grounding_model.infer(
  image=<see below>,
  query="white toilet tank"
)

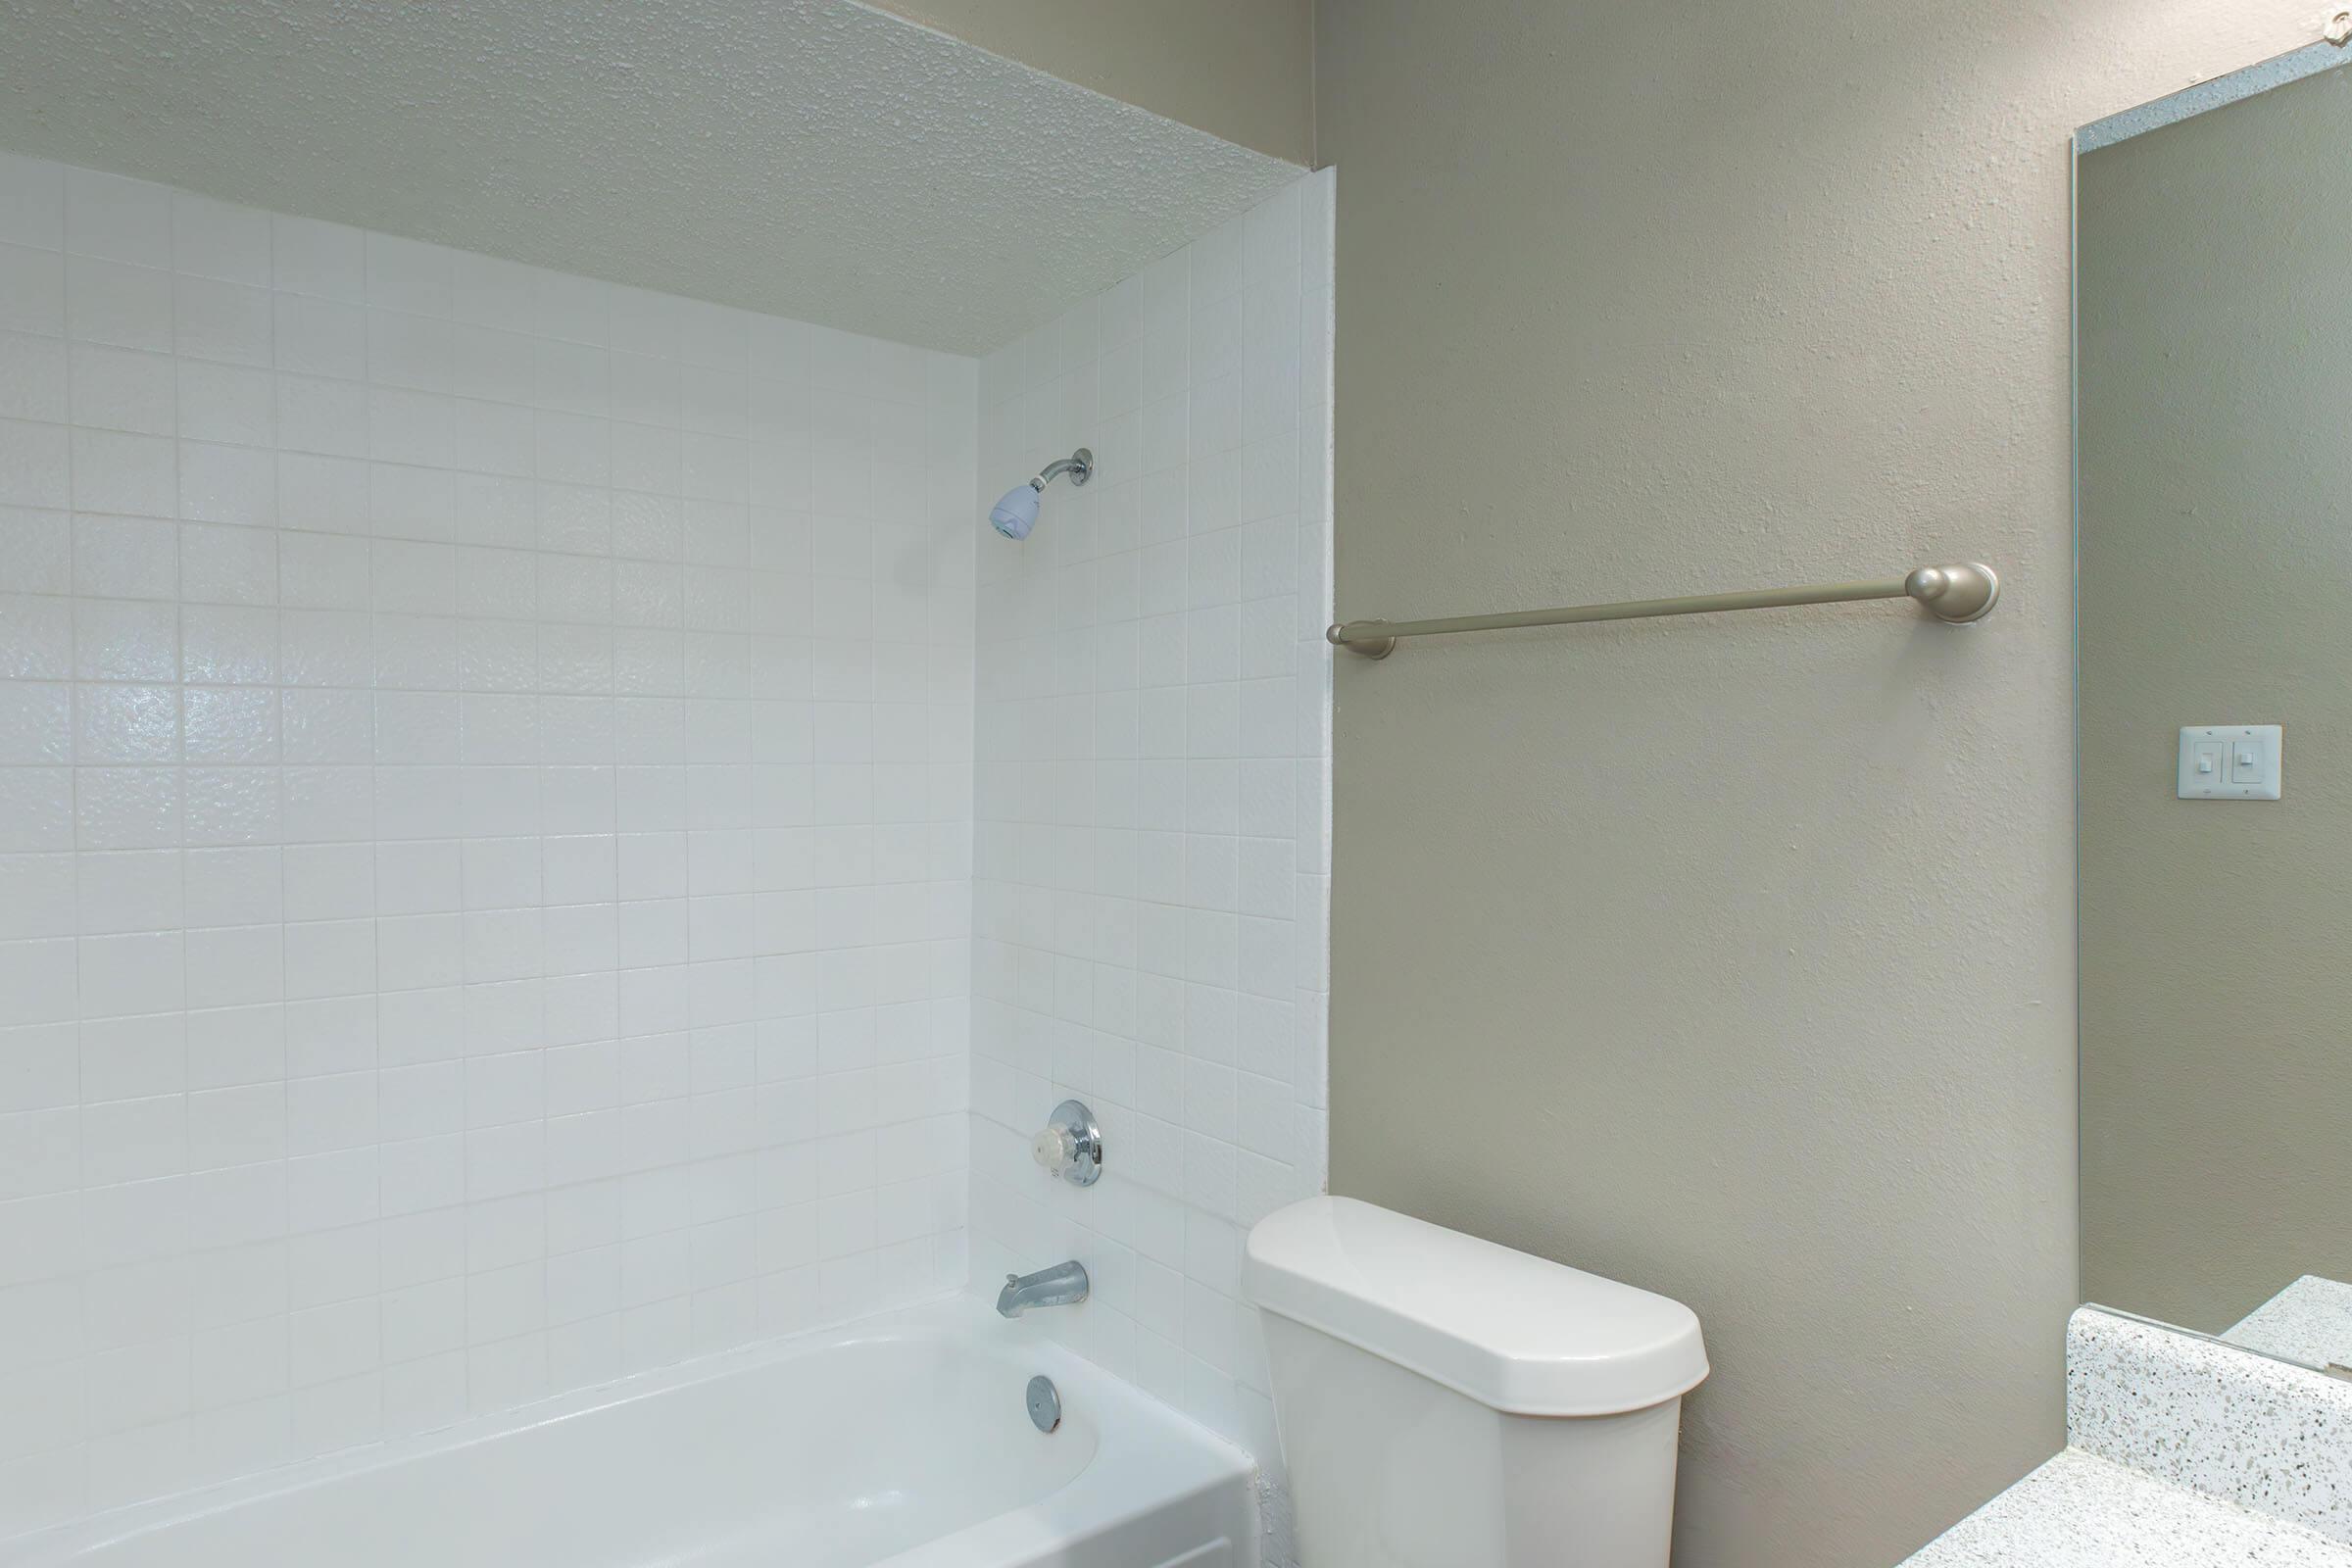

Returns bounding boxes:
[1244,1197,1708,1568]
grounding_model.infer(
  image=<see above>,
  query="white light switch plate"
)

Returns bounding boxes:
[2178,724,2281,800]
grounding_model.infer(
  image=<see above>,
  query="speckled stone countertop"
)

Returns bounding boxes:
[1898,1305,2352,1564]
[2227,1275,2352,1370]
[2068,1305,2352,1538]
[1902,1450,2352,1566]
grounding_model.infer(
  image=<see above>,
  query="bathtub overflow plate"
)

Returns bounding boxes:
[1026,1374,1062,1434]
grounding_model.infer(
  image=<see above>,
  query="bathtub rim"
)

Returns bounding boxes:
[0,1293,1259,1568]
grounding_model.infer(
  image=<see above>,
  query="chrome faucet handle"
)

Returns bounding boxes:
[1029,1100,1102,1187]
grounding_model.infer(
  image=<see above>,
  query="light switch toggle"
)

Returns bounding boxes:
[2179,725,2282,801]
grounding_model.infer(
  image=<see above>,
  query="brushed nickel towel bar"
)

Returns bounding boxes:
[1326,563,2000,659]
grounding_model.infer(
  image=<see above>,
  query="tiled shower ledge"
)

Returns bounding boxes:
[1900,1306,2352,1565]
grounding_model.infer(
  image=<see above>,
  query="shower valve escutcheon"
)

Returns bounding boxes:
[1031,1100,1102,1187]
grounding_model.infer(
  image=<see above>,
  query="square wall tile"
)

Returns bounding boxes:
[0,150,980,1539]
[964,171,1331,1451]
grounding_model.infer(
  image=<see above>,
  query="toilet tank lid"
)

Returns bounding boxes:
[1244,1197,1708,1417]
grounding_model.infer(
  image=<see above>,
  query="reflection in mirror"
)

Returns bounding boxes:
[2077,43,2352,1373]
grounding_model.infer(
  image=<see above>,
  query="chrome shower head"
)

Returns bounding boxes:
[990,447,1093,540]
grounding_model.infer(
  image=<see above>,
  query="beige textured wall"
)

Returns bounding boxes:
[865,0,1313,164]
[1313,3,2309,1563]
[2078,64,2352,1339]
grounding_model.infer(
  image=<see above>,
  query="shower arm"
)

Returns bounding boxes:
[1032,448,1094,489]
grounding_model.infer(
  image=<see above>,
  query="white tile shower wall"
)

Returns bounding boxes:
[0,154,978,1535]
[967,170,1333,1456]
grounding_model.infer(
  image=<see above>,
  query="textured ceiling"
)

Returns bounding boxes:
[0,0,1300,354]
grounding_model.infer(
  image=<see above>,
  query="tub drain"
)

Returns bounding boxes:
[1025,1374,1061,1433]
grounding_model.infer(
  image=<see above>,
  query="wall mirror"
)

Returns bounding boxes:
[2077,38,2352,1370]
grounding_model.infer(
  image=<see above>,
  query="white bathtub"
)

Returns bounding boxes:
[0,1300,1256,1568]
